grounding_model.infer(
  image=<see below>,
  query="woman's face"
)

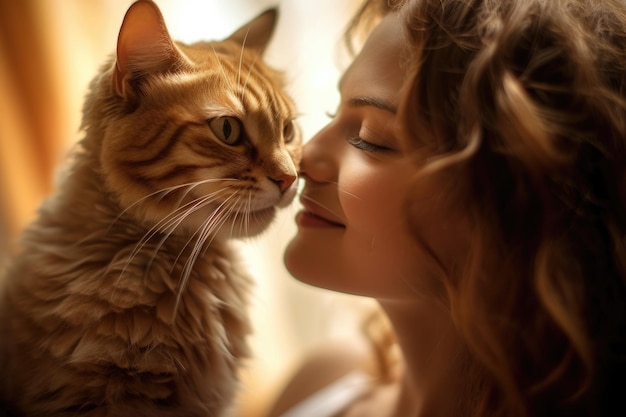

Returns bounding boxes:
[285,14,461,299]
[285,15,463,300]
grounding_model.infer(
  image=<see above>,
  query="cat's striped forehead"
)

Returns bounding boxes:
[172,40,295,140]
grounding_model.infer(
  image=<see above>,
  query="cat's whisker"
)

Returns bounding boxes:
[168,190,232,260]
[237,27,251,92]
[110,188,232,302]
[225,192,246,239]
[220,195,244,241]
[166,188,234,275]
[300,194,346,220]
[107,183,193,233]
[301,179,363,201]
[168,179,242,217]
[325,181,363,200]
[240,54,259,102]
[203,196,238,250]
[134,193,207,254]
[239,193,252,237]
[337,187,362,200]
[236,192,249,238]
[109,180,235,275]
[106,178,239,233]
[141,210,200,282]
[245,191,255,237]
[154,183,234,236]
[173,193,240,316]
[228,194,244,238]
[211,45,237,95]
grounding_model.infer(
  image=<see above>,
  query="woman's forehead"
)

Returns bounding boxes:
[339,13,407,105]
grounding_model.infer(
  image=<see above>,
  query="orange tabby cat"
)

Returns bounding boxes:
[0,1,300,416]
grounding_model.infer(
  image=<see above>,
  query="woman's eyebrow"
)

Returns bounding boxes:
[347,96,397,114]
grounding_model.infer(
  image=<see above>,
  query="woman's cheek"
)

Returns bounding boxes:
[340,162,408,236]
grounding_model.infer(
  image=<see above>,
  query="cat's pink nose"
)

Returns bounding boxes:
[271,174,297,193]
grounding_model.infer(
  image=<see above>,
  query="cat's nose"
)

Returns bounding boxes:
[270,174,297,193]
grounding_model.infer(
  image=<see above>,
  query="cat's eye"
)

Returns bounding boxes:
[207,116,242,145]
[283,121,295,143]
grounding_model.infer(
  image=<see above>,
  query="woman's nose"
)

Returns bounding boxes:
[299,124,338,183]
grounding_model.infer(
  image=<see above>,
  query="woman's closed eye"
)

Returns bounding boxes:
[324,107,394,153]
[346,136,390,152]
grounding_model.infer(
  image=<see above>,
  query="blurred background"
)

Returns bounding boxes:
[0,0,376,416]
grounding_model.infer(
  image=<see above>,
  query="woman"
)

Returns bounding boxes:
[268,0,626,416]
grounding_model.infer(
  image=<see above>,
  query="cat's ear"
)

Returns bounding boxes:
[114,0,184,96]
[226,8,278,55]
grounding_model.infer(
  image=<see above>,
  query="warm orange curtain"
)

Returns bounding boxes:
[0,0,68,255]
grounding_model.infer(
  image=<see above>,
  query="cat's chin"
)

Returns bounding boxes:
[277,187,298,209]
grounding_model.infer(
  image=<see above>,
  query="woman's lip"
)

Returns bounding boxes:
[297,197,345,228]
[296,210,345,228]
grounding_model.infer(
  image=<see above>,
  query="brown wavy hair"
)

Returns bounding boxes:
[344,0,406,55]
[398,0,626,416]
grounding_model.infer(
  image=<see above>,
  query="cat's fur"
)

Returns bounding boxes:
[0,1,301,416]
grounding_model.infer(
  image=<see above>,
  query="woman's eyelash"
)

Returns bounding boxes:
[346,136,388,152]
[325,111,337,119]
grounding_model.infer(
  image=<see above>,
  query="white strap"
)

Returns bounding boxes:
[278,371,373,417]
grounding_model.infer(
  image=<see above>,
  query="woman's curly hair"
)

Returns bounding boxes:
[399,0,626,416]
[343,0,406,55]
